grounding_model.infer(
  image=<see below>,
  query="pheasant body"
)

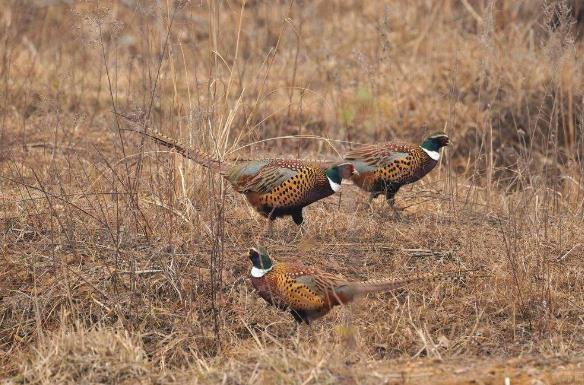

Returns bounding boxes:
[248,247,470,324]
[228,159,337,224]
[128,127,356,226]
[251,260,350,323]
[345,132,449,207]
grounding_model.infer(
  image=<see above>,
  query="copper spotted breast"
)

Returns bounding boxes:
[344,132,450,208]
[247,247,471,324]
[127,126,356,226]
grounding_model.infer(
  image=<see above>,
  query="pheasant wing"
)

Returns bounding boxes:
[271,265,348,311]
[237,160,309,194]
[225,160,271,190]
[345,142,412,171]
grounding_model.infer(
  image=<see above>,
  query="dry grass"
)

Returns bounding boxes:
[1,0,584,384]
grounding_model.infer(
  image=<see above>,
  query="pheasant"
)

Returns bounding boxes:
[129,128,356,231]
[344,132,450,215]
[247,247,470,324]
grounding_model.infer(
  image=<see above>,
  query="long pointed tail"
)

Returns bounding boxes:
[349,269,478,296]
[124,124,229,173]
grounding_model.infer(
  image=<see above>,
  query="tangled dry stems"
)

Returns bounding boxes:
[1,1,583,384]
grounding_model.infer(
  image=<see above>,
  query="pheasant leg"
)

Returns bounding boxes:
[260,220,274,240]
[385,191,402,220]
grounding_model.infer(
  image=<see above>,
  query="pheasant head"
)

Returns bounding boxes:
[249,247,273,278]
[420,132,450,161]
[324,162,358,192]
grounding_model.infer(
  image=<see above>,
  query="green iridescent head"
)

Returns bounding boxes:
[325,162,358,185]
[421,132,450,152]
[248,247,273,270]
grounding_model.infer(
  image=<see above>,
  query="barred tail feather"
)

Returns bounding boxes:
[350,270,474,296]
[129,127,229,173]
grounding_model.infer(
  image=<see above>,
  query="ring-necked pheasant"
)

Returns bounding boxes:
[247,247,470,324]
[344,132,450,215]
[129,128,357,231]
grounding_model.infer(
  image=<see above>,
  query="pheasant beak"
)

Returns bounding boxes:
[351,169,359,176]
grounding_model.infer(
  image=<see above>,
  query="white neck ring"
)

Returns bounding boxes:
[251,266,272,278]
[327,177,342,192]
[421,147,440,161]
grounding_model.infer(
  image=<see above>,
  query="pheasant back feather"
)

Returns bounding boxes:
[235,160,313,193]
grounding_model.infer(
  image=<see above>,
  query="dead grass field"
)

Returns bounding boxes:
[1,1,584,384]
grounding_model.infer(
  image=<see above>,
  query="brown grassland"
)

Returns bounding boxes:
[1,0,584,384]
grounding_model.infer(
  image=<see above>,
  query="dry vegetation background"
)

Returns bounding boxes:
[1,0,584,384]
